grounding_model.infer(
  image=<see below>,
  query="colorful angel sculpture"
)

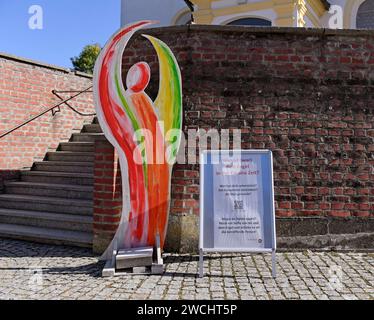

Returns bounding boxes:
[93,21,183,259]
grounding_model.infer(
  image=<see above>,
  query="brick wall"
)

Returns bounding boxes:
[114,25,374,251]
[0,28,372,253]
[0,53,94,176]
[93,138,123,253]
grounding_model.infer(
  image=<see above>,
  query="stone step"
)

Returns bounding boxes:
[0,194,93,216]
[21,171,93,186]
[0,223,92,248]
[59,142,94,152]
[4,181,93,200]
[34,161,93,174]
[47,151,94,162]
[83,124,102,133]
[72,133,105,142]
[0,208,92,232]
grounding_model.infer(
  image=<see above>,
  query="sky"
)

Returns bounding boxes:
[0,0,121,68]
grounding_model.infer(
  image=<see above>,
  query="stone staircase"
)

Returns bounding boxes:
[0,118,103,248]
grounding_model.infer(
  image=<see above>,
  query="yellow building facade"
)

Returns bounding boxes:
[121,0,374,29]
[187,0,374,29]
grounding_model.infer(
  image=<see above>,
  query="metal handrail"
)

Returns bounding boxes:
[0,86,95,140]
[52,89,95,117]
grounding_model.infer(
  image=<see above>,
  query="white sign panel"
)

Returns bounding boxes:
[199,150,276,278]
[213,152,265,249]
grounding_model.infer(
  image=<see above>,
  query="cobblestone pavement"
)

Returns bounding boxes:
[0,239,372,300]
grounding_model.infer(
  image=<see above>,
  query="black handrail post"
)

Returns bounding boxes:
[52,90,96,117]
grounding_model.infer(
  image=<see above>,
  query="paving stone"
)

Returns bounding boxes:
[0,239,372,300]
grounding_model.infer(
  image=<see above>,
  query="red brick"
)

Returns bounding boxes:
[329,211,351,218]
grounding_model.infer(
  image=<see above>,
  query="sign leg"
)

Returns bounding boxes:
[271,249,277,279]
[199,249,204,278]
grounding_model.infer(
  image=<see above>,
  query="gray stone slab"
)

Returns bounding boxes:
[151,263,164,275]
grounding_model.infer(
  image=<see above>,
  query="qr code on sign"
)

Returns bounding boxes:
[234,200,244,210]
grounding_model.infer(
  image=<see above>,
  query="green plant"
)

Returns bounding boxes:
[71,43,101,74]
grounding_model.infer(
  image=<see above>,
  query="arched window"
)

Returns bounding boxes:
[356,0,374,29]
[174,10,192,25]
[227,17,272,27]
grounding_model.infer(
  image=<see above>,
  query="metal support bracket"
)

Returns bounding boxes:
[51,106,61,116]
[151,233,164,274]
[102,239,117,277]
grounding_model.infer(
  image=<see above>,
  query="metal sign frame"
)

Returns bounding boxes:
[199,149,277,278]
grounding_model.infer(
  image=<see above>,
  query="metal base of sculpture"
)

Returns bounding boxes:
[102,236,165,277]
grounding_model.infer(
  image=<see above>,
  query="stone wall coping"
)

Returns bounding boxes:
[0,52,93,79]
[138,24,374,38]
